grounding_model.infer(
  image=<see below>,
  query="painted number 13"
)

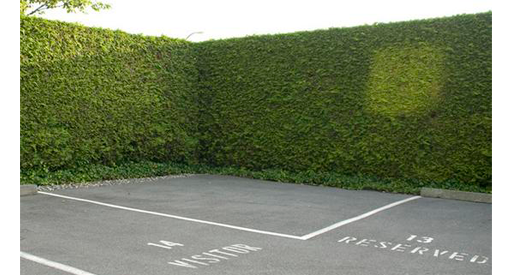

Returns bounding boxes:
[407,235,434,244]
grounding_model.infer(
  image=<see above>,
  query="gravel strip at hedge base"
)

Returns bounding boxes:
[37,174,193,192]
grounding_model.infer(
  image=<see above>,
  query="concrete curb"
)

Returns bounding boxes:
[20,185,38,197]
[420,188,491,204]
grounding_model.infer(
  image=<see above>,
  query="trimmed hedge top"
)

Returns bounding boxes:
[21,12,492,189]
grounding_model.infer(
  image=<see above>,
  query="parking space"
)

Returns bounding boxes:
[20,175,492,275]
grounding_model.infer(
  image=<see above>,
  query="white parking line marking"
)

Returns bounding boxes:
[20,251,98,275]
[37,191,304,240]
[38,192,420,241]
[300,196,421,240]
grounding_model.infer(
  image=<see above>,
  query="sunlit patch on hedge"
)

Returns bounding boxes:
[366,45,445,117]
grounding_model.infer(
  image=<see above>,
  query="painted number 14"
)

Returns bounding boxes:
[148,240,184,250]
[407,235,434,244]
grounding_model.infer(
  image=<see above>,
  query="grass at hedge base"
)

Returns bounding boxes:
[20,161,491,195]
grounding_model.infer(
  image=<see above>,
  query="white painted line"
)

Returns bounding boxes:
[20,251,98,275]
[300,196,422,240]
[38,191,304,240]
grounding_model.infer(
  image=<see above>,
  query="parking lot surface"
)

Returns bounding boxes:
[20,175,492,275]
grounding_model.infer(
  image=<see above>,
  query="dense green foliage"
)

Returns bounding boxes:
[21,17,200,171]
[21,13,492,192]
[196,12,492,188]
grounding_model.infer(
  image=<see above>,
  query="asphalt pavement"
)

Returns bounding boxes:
[20,174,492,275]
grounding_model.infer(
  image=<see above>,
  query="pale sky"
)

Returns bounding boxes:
[35,0,493,42]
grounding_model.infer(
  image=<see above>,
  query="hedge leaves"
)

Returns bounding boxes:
[21,12,492,189]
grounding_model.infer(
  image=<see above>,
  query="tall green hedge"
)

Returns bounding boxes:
[21,12,492,189]
[21,17,200,171]
[196,12,492,187]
